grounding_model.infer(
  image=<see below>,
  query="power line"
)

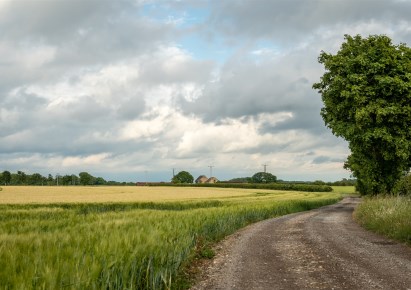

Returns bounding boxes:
[208,165,214,177]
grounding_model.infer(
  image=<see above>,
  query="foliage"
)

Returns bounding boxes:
[393,174,411,195]
[11,171,27,185]
[0,170,131,186]
[354,196,411,245]
[79,172,95,185]
[313,34,411,195]
[326,178,357,186]
[251,172,277,183]
[0,189,341,289]
[2,171,11,185]
[312,180,326,185]
[149,182,333,192]
[227,177,252,183]
[172,171,194,184]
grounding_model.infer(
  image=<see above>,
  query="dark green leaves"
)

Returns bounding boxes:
[313,34,411,195]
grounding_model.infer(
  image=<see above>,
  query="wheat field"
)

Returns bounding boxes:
[0,185,334,204]
[0,186,344,289]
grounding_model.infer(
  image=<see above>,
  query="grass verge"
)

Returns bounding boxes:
[354,196,411,245]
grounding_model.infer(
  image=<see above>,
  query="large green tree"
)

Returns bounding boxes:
[79,172,95,185]
[251,172,277,183]
[313,34,411,195]
[171,171,194,184]
[2,171,11,185]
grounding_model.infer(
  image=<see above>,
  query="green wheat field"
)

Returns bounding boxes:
[0,186,348,289]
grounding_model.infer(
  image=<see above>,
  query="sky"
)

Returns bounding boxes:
[2,0,411,182]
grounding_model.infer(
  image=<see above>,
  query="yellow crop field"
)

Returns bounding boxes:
[0,185,338,204]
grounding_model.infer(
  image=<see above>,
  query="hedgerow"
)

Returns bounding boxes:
[146,182,333,192]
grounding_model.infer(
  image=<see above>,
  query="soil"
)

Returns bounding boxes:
[190,197,411,290]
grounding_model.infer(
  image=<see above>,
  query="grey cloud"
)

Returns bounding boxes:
[206,0,411,45]
[0,0,137,43]
[138,57,214,85]
[312,156,345,164]
[179,47,325,134]
[116,95,147,121]
[0,0,174,92]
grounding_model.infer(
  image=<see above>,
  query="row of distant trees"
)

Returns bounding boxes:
[228,176,356,186]
[1,169,357,187]
[0,171,133,186]
[171,171,279,184]
[169,170,356,185]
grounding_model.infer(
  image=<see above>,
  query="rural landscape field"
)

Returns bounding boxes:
[0,186,348,289]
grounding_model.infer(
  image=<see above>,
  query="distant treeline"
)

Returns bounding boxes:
[0,170,356,189]
[0,170,135,186]
[226,177,356,187]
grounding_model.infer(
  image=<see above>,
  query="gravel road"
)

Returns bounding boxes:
[191,197,411,290]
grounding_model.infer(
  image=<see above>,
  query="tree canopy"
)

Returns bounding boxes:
[171,171,194,184]
[251,172,277,183]
[1,171,11,185]
[313,34,411,195]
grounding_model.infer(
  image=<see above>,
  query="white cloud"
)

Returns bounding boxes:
[62,153,111,167]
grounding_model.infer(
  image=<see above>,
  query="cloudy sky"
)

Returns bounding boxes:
[2,0,411,182]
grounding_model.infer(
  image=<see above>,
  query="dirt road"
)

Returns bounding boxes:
[191,197,411,290]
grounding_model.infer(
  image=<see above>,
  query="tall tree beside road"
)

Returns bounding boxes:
[313,34,411,195]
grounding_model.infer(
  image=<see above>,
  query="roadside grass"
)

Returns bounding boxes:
[354,196,411,245]
[0,187,342,289]
[331,186,357,196]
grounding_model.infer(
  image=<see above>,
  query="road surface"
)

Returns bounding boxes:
[191,197,411,290]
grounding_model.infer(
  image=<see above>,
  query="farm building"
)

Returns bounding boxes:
[205,177,218,183]
[195,175,208,183]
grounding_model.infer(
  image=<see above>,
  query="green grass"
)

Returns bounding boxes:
[354,196,411,245]
[0,189,341,289]
[331,186,357,195]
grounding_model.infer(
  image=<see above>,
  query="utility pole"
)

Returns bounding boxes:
[172,168,176,177]
[262,164,268,173]
[208,165,214,177]
[56,173,60,186]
